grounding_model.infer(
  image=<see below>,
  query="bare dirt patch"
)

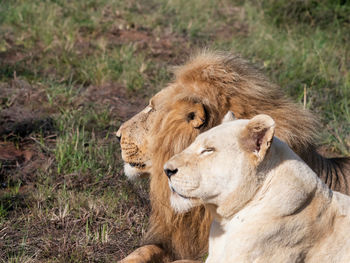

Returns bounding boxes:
[0,79,53,137]
[105,27,191,63]
[77,83,148,121]
[0,79,55,189]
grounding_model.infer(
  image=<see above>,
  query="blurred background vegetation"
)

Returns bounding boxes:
[0,0,349,262]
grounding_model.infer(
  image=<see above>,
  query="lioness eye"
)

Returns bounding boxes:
[200,148,215,155]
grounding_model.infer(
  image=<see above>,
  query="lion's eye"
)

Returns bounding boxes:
[200,148,215,155]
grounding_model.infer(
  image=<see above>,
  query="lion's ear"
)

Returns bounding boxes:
[187,103,206,129]
[239,114,275,165]
[222,111,236,123]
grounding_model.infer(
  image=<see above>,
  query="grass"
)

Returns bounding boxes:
[0,0,349,262]
[218,0,350,154]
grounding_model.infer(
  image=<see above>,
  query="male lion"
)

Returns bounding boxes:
[117,51,350,262]
[165,112,350,263]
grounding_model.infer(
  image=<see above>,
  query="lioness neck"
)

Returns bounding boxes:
[207,138,336,263]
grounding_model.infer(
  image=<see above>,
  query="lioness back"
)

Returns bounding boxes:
[306,191,350,263]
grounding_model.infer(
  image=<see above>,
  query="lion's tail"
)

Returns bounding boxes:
[307,150,350,194]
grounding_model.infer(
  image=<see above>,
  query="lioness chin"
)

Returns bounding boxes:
[165,112,350,263]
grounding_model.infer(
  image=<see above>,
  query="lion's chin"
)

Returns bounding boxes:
[170,192,195,213]
[123,163,150,181]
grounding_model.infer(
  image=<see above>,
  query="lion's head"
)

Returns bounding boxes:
[116,87,169,180]
[164,112,276,215]
[116,52,236,180]
[116,83,220,180]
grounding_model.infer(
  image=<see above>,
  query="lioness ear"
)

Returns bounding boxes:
[222,111,236,123]
[239,114,275,165]
[187,103,206,129]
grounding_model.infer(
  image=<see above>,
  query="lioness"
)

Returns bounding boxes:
[164,112,350,263]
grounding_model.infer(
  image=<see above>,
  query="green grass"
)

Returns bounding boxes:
[54,111,119,176]
[0,0,349,261]
[224,0,350,155]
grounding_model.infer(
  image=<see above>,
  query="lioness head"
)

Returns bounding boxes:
[164,112,275,214]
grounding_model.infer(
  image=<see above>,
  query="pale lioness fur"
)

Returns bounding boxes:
[165,112,350,263]
[117,51,350,262]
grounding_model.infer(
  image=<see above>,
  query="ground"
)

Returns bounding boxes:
[0,0,349,262]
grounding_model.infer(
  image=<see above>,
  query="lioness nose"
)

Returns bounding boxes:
[164,167,178,179]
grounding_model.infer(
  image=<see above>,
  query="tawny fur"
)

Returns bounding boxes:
[117,51,350,262]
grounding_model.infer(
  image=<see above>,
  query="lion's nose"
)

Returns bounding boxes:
[164,164,178,179]
[116,126,122,142]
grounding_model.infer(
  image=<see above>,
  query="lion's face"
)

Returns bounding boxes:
[116,104,153,180]
[164,113,275,214]
[116,88,167,180]
[117,85,210,180]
